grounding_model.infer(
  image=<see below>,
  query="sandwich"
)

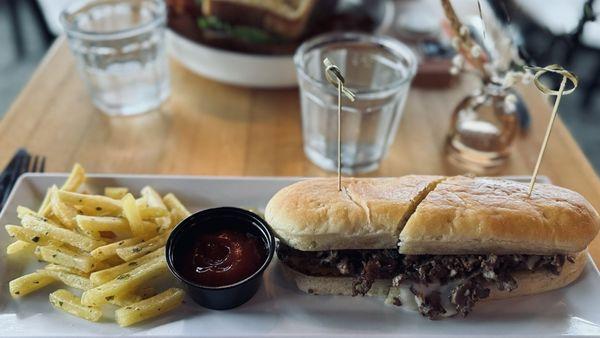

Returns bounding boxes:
[202,0,318,40]
[265,176,600,319]
[168,0,319,54]
[167,0,385,55]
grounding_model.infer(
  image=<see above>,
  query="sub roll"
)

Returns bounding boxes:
[265,176,600,319]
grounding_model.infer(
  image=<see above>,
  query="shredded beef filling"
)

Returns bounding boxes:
[352,259,381,296]
[413,288,447,318]
[277,243,572,319]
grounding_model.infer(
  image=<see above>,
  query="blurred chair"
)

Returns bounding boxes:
[499,0,600,108]
[2,0,55,58]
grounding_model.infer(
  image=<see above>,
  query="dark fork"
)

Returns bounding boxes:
[0,149,29,192]
[0,149,46,211]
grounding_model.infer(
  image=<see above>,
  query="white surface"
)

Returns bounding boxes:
[166,1,395,89]
[1,173,600,337]
[167,31,297,88]
[37,0,74,35]
[514,0,600,48]
[582,20,600,48]
[514,0,585,35]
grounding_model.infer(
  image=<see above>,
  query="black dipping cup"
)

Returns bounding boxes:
[166,207,275,310]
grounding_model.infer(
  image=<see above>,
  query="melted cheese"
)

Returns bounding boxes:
[385,281,463,317]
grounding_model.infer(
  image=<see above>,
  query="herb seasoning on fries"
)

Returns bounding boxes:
[4,164,190,326]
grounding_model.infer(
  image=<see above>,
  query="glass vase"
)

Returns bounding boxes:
[445,81,519,172]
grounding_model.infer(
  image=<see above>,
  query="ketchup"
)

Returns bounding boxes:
[177,229,266,287]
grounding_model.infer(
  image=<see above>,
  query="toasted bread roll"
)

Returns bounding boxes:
[265,176,443,251]
[398,176,600,255]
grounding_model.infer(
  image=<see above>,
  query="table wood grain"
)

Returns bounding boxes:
[1,37,600,263]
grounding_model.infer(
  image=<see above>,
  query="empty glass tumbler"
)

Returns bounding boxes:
[61,0,170,116]
[294,33,417,174]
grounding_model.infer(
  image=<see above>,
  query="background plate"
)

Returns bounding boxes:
[166,2,396,88]
[167,31,297,88]
[0,173,599,337]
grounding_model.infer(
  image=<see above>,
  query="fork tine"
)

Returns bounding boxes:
[31,156,39,173]
[15,153,29,180]
[40,156,46,173]
[23,154,31,174]
[0,152,47,211]
[0,151,29,209]
[0,149,27,185]
[0,154,22,191]
[34,156,46,173]
[16,153,27,176]
[14,152,28,180]
[1,148,27,174]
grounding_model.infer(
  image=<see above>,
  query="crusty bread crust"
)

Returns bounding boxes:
[282,252,587,301]
[488,251,587,299]
[265,176,443,251]
[266,176,600,253]
[398,176,600,255]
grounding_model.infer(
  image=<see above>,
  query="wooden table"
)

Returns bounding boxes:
[1,38,600,261]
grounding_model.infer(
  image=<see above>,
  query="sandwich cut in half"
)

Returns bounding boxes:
[265,176,600,319]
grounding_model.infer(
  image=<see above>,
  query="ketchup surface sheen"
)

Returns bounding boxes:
[178,229,266,287]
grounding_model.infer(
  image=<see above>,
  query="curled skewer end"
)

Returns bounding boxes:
[323,58,356,102]
[524,64,578,96]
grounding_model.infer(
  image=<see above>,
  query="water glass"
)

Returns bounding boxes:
[294,33,417,174]
[61,0,169,116]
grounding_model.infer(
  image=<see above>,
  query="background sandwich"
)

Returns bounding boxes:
[265,176,600,319]
[167,0,387,54]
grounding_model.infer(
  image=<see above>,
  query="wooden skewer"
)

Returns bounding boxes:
[477,0,486,41]
[323,58,355,192]
[528,76,567,196]
[337,78,342,191]
[525,64,577,196]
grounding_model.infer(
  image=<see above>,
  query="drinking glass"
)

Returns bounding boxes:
[61,0,170,116]
[294,32,417,174]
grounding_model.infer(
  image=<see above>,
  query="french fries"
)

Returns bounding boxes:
[163,193,190,226]
[21,214,105,251]
[116,233,168,261]
[108,293,142,307]
[140,206,170,219]
[50,185,78,229]
[138,286,159,299]
[16,206,37,219]
[115,288,184,327]
[104,187,128,199]
[81,257,167,306]
[44,263,89,277]
[106,286,158,307]
[49,289,102,322]
[108,286,157,307]
[75,215,131,241]
[57,190,122,216]
[9,272,55,298]
[36,246,97,273]
[90,247,164,286]
[40,269,93,290]
[3,164,190,326]
[5,224,62,247]
[61,163,86,192]
[37,187,53,217]
[90,237,143,262]
[6,240,35,255]
[141,186,171,231]
[122,194,152,239]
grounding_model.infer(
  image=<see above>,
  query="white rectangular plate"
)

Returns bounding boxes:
[1,174,599,337]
